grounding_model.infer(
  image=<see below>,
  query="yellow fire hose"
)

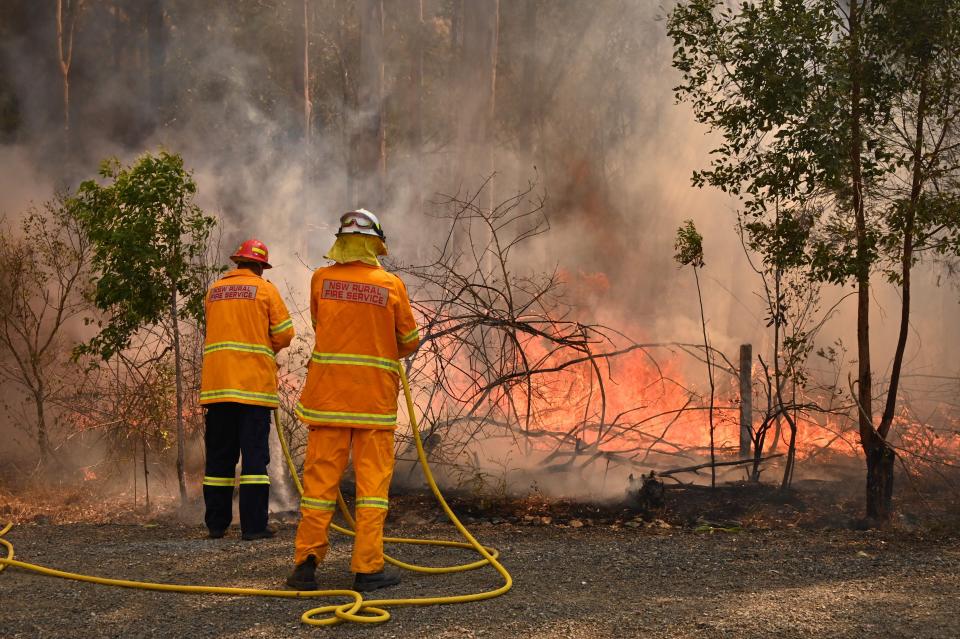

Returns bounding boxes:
[0,366,512,627]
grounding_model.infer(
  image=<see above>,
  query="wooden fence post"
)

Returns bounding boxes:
[739,343,752,457]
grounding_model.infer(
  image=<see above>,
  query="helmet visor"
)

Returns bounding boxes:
[339,212,376,230]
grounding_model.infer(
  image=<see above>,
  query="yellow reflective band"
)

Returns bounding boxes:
[251,247,267,256]
[356,497,389,510]
[295,403,397,427]
[270,318,293,335]
[310,352,399,373]
[200,389,280,406]
[300,497,337,511]
[399,328,420,344]
[203,341,275,359]
[238,475,270,485]
[202,476,236,487]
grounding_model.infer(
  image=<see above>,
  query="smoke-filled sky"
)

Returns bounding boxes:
[0,0,958,458]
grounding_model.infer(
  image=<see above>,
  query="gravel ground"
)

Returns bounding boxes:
[2,515,959,639]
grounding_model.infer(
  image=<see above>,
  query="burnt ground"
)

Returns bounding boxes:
[2,480,960,639]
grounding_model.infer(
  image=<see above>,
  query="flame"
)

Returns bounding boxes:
[399,273,960,474]
[273,274,960,477]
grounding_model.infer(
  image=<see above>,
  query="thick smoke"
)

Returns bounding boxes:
[1,1,957,496]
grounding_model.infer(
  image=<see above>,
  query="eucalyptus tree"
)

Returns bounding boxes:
[668,0,960,520]
[0,197,91,465]
[72,151,220,505]
[674,220,717,488]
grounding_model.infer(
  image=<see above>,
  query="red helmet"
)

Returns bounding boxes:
[230,239,272,268]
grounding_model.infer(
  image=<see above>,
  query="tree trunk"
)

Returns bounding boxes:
[303,0,312,141]
[410,0,424,216]
[34,386,49,466]
[112,0,123,69]
[850,0,872,432]
[55,0,80,151]
[771,261,797,490]
[739,344,752,458]
[301,0,314,259]
[357,0,385,209]
[693,266,716,488]
[144,0,167,131]
[170,288,187,506]
[517,0,538,193]
[335,0,357,205]
[865,441,895,520]
[142,432,151,510]
[847,0,888,521]
[61,74,70,143]
[390,0,424,215]
[780,414,798,490]
[869,68,929,520]
[457,0,499,209]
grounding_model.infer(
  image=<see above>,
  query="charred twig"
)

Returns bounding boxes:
[656,454,785,478]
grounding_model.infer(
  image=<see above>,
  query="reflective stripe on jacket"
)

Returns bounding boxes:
[296,262,420,429]
[199,268,294,408]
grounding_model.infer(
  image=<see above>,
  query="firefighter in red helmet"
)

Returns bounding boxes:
[199,239,294,540]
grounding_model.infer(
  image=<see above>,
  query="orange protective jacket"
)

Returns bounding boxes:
[199,268,295,408]
[295,262,420,429]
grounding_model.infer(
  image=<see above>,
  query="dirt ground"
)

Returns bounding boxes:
[2,488,959,639]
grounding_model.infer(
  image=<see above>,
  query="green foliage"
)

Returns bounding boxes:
[674,219,705,268]
[668,0,960,285]
[71,151,220,360]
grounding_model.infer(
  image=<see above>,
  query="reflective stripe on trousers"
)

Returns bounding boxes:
[203,475,235,487]
[203,403,271,535]
[356,496,389,510]
[294,427,394,573]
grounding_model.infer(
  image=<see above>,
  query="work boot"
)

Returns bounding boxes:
[241,526,276,541]
[207,528,226,539]
[353,568,401,592]
[286,556,318,591]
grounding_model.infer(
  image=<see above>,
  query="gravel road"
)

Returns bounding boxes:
[2,514,958,639]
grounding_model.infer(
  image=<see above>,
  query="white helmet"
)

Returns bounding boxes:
[337,209,386,240]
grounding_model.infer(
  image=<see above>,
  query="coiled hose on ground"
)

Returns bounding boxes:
[0,366,512,627]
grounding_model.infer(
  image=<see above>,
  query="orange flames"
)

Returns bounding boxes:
[398,269,960,473]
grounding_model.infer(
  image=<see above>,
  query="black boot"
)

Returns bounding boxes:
[241,526,275,541]
[353,568,401,592]
[286,556,318,591]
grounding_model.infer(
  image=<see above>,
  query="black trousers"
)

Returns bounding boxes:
[203,402,271,534]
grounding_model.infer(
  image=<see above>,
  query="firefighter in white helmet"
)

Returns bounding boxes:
[287,209,420,592]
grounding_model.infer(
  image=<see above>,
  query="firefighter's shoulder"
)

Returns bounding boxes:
[311,263,336,279]
[380,269,410,291]
[260,277,284,295]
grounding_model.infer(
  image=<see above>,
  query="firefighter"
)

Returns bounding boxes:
[286,209,420,592]
[199,239,295,540]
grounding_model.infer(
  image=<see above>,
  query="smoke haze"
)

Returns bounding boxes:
[1,1,957,494]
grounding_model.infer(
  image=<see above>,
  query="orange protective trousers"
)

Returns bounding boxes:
[294,426,394,573]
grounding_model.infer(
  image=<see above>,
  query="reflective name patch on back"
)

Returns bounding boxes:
[322,279,389,307]
[209,284,258,301]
